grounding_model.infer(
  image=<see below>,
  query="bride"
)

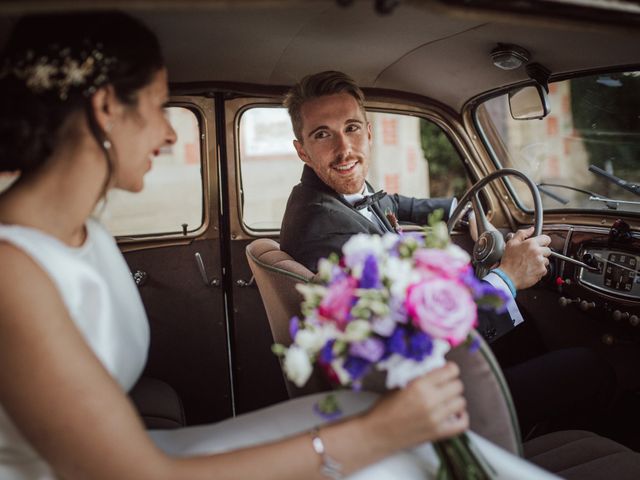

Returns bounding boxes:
[0,11,554,480]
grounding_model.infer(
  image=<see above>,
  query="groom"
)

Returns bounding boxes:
[279,70,551,343]
[279,71,614,435]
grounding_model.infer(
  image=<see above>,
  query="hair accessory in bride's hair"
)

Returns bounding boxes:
[0,40,117,100]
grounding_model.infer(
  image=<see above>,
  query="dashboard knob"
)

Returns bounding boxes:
[559,296,580,307]
[630,315,639,327]
[579,300,596,311]
[613,310,630,321]
[559,297,571,307]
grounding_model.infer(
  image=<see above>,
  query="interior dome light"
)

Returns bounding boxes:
[491,44,530,70]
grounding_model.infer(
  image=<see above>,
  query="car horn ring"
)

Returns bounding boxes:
[447,168,543,273]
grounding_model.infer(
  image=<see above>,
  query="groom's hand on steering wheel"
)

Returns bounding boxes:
[498,227,551,291]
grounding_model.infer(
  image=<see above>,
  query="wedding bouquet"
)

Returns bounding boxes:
[273,213,508,479]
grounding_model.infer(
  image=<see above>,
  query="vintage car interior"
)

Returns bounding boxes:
[1,0,639,471]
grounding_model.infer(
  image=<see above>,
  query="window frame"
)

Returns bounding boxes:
[470,66,640,219]
[231,97,487,238]
[114,97,213,244]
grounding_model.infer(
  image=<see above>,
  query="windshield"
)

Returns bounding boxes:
[475,70,640,213]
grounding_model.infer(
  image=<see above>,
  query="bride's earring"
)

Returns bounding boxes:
[103,121,113,150]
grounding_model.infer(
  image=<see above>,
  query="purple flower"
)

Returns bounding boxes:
[460,266,482,291]
[408,331,433,361]
[461,269,510,314]
[387,326,408,357]
[349,338,385,363]
[313,394,343,420]
[289,316,300,341]
[344,355,371,381]
[372,315,397,336]
[313,402,343,420]
[389,295,408,324]
[360,254,381,289]
[469,336,481,353]
[319,340,335,365]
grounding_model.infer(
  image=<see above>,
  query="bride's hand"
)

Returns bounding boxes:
[362,362,468,453]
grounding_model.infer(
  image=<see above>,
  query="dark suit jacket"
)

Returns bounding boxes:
[280,165,514,342]
[281,165,454,270]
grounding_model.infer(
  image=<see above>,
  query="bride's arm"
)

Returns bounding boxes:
[0,243,468,480]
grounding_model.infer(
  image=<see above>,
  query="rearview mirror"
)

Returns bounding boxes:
[508,84,550,120]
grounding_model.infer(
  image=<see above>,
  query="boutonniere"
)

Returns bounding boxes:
[384,209,402,234]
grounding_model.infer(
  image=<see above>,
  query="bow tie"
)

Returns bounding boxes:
[353,190,387,210]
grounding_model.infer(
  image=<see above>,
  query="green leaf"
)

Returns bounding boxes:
[271,343,287,357]
[316,393,342,415]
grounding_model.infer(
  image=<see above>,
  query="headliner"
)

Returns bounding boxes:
[0,0,638,112]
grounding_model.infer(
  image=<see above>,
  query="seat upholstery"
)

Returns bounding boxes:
[524,430,640,479]
[246,238,332,398]
[246,238,640,477]
[129,376,186,429]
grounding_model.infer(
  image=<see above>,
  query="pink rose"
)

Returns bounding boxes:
[414,247,470,279]
[406,278,477,346]
[318,276,357,329]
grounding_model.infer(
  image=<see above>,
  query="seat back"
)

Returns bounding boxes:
[246,238,521,455]
[446,333,522,455]
[246,239,331,398]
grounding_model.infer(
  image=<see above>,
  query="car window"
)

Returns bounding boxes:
[238,107,465,231]
[475,70,640,213]
[0,106,204,237]
[100,106,203,237]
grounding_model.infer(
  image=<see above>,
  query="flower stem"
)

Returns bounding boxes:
[434,433,494,479]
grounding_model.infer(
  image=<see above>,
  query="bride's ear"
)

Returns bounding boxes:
[90,85,123,132]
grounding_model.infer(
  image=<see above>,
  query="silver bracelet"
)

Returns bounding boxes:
[310,427,343,480]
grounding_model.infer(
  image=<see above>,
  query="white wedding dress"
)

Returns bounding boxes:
[0,219,558,479]
[150,389,559,480]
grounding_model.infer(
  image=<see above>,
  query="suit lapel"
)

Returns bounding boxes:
[300,165,388,235]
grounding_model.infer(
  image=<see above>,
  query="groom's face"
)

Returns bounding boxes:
[293,93,372,195]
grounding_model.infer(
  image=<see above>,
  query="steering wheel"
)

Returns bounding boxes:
[446,168,543,277]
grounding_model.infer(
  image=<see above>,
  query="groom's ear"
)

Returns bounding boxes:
[294,139,310,164]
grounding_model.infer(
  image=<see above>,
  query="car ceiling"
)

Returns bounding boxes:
[0,0,639,112]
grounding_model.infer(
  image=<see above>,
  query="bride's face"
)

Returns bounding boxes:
[109,69,177,193]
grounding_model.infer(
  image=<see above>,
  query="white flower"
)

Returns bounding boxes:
[430,221,450,246]
[344,319,372,342]
[296,283,327,302]
[331,358,352,386]
[382,232,403,250]
[377,339,451,389]
[342,233,385,276]
[295,323,341,354]
[445,243,471,264]
[385,256,419,298]
[317,257,336,281]
[283,346,313,387]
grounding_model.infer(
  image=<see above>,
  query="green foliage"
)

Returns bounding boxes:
[316,393,342,416]
[420,120,468,198]
[422,210,450,249]
[570,72,640,197]
[271,343,287,357]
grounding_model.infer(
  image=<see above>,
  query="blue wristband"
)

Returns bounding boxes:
[491,268,517,298]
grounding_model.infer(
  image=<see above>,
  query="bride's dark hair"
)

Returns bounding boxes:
[0,11,164,177]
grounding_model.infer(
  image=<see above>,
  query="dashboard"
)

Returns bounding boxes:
[511,219,640,393]
[538,220,640,333]
[578,248,639,299]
